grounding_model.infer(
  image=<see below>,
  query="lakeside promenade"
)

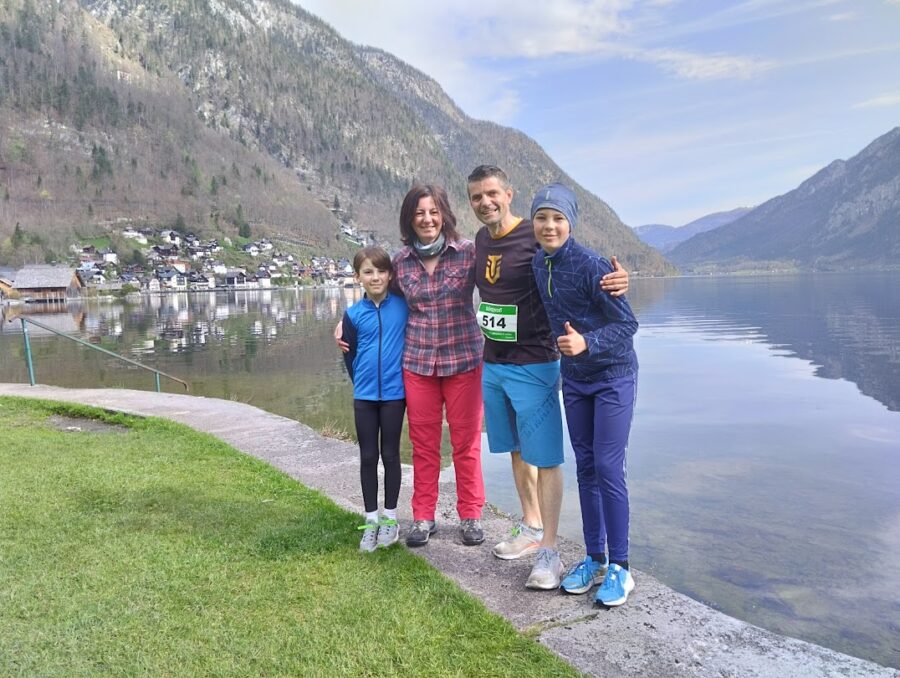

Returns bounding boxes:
[1,383,895,678]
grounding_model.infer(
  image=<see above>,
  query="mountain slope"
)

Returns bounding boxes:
[633,223,676,250]
[0,0,673,274]
[669,128,900,271]
[0,0,341,263]
[635,207,752,253]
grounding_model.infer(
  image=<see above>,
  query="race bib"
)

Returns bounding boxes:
[478,302,518,342]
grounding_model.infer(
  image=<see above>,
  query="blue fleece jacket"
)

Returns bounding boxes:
[532,237,638,382]
[342,292,407,401]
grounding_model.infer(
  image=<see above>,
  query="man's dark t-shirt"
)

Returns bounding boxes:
[474,219,559,365]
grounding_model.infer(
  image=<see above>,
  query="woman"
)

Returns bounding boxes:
[392,184,485,547]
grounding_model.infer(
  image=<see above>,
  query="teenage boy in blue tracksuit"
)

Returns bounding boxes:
[342,246,408,552]
[530,183,640,606]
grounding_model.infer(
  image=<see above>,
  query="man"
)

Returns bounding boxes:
[467,165,628,589]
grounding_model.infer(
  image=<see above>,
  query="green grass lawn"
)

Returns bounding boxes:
[0,397,578,677]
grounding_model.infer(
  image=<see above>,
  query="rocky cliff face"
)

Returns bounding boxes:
[669,128,900,271]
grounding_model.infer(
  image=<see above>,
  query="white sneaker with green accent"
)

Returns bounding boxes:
[525,547,564,590]
[492,522,543,560]
[358,521,378,552]
[376,517,399,548]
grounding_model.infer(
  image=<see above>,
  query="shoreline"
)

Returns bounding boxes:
[0,383,896,677]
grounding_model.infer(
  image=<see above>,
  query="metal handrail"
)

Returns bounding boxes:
[18,316,189,393]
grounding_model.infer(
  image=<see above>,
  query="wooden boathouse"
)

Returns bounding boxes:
[12,265,81,303]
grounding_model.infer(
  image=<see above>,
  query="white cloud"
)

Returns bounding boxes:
[299,1,630,60]
[637,0,846,42]
[825,11,856,21]
[853,92,900,108]
[638,48,774,79]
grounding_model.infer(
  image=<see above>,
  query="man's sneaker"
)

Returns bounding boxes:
[492,523,543,560]
[376,517,399,548]
[405,520,436,547]
[459,518,485,546]
[358,521,378,553]
[561,555,608,594]
[525,547,564,590]
[595,563,635,606]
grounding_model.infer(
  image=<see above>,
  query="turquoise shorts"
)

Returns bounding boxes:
[482,360,564,468]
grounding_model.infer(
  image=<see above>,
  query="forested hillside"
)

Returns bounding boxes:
[0,0,672,274]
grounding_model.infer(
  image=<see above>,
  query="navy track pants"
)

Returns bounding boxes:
[562,372,637,563]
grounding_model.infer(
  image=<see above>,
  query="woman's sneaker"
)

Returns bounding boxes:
[561,555,607,594]
[376,517,399,548]
[492,523,543,560]
[595,563,635,606]
[405,520,436,547]
[459,518,484,546]
[525,547,564,590]
[358,521,379,553]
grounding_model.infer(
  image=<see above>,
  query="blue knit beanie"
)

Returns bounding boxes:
[531,183,578,230]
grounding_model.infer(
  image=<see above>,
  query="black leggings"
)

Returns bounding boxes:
[354,399,405,513]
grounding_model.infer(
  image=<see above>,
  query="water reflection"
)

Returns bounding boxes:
[628,273,900,412]
[0,289,359,440]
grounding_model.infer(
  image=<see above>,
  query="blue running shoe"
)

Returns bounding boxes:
[595,563,634,606]
[561,555,607,595]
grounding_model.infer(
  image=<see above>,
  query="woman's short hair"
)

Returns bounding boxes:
[353,246,393,273]
[398,184,459,246]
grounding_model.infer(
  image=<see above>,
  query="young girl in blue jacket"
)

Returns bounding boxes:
[342,247,408,551]
[530,184,640,606]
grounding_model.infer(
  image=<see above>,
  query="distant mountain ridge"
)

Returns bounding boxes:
[670,128,900,271]
[0,0,672,274]
[634,207,752,252]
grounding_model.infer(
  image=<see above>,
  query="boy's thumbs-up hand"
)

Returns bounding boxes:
[557,321,588,357]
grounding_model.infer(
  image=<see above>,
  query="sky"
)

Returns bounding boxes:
[295,1,900,227]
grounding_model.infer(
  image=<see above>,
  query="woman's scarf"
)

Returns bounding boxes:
[412,232,446,258]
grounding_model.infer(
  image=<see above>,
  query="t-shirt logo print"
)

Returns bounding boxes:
[485,254,502,284]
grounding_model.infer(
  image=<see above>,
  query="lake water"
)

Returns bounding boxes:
[1,273,898,668]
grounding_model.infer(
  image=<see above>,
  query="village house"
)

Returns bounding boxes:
[157,268,187,291]
[0,267,15,300]
[224,270,248,288]
[12,265,82,302]
[188,272,215,291]
[255,270,272,289]
[186,245,206,261]
[153,243,179,259]
[83,270,107,285]
[159,230,182,246]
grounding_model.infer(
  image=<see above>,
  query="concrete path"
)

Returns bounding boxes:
[1,384,896,678]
